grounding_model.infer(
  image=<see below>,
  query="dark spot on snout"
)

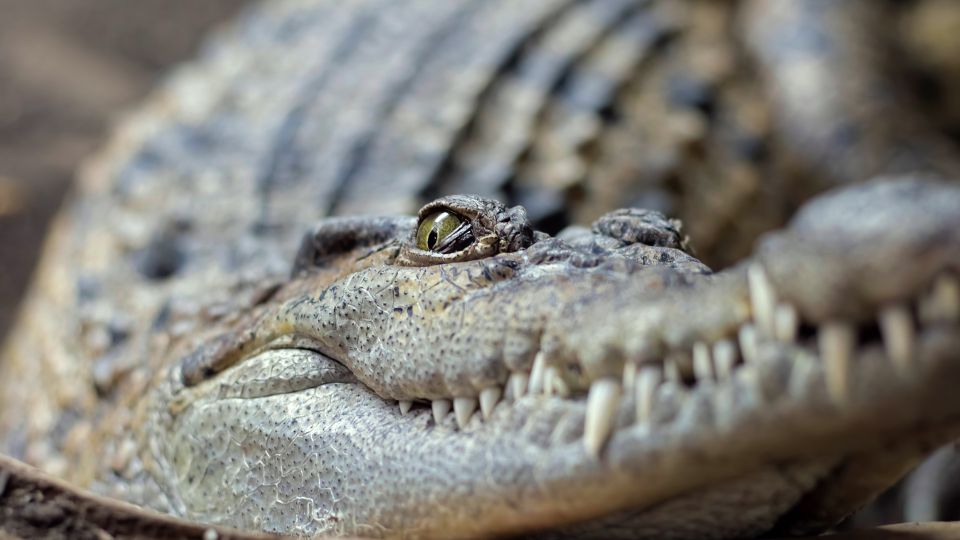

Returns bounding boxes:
[667,74,716,117]
[75,275,101,304]
[135,221,191,280]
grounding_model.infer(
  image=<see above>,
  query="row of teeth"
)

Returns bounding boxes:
[396,266,960,456]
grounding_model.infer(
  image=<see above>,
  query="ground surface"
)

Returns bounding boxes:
[0,0,250,341]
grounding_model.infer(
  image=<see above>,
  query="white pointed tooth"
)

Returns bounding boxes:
[584,379,622,457]
[635,366,661,425]
[738,324,758,364]
[921,274,960,323]
[712,340,737,381]
[508,372,529,401]
[528,352,547,395]
[713,385,736,429]
[544,366,559,396]
[665,360,681,383]
[546,367,571,397]
[479,387,502,419]
[399,400,413,416]
[432,399,451,425]
[880,304,914,373]
[748,264,777,336]
[788,356,818,398]
[819,321,855,403]
[453,397,478,429]
[774,303,799,343]
[622,362,638,393]
[740,364,764,401]
[938,275,959,320]
[692,342,713,381]
[663,351,686,383]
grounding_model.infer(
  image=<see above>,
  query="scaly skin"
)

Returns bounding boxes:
[116,178,958,539]
[2,0,960,538]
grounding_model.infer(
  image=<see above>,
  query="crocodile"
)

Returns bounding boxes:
[2,0,960,538]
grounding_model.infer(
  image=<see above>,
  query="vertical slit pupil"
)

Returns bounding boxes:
[428,230,438,250]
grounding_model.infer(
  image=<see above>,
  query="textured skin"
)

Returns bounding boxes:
[138,180,960,539]
[1,0,960,539]
[0,454,276,540]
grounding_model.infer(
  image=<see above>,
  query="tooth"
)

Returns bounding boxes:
[399,400,413,415]
[635,366,661,425]
[479,387,501,419]
[713,385,736,429]
[665,359,682,383]
[748,264,777,336]
[788,355,819,398]
[528,352,547,395]
[712,340,737,381]
[921,274,960,322]
[508,372,529,400]
[937,275,959,319]
[740,364,764,402]
[544,367,559,396]
[432,399,451,425]
[692,342,713,381]
[622,362,637,393]
[738,324,759,364]
[774,303,799,343]
[546,367,570,397]
[819,322,855,403]
[454,398,478,428]
[584,378,621,457]
[880,304,913,373]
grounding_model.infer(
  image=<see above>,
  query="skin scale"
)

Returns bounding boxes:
[1,0,960,538]
[138,180,960,539]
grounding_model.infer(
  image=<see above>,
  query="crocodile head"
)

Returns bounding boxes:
[140,177,960,539]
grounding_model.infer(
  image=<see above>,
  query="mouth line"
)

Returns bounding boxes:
[344,266,960,453]
[169,265,960,540]
[189,258,959,464]
[237,265,959,471]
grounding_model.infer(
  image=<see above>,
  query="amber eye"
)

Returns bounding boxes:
[416,211,462,251]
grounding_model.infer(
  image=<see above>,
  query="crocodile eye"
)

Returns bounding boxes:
[416,210,462,251]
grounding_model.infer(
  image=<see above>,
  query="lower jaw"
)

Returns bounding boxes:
[595,326,960,489]
[154,324,960,539]
[426,325,960,537]
[532,425,955,540]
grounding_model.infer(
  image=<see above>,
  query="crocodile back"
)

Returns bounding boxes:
[0,0,706,485]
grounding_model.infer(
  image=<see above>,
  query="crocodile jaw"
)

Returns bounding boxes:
[143,178,960,539]
[149,286,960,538]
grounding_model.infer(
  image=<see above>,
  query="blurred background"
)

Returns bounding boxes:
[0,0,250,342]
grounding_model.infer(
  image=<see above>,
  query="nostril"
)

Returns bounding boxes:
[135,231,186,281]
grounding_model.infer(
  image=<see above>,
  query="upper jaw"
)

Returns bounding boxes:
[152,313,960,538]
[548,177,960,448]
[759,177,960,322]
[324,177,959,421]
[154,176,960,538]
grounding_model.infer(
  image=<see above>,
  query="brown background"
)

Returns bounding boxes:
[0,0,251,342]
